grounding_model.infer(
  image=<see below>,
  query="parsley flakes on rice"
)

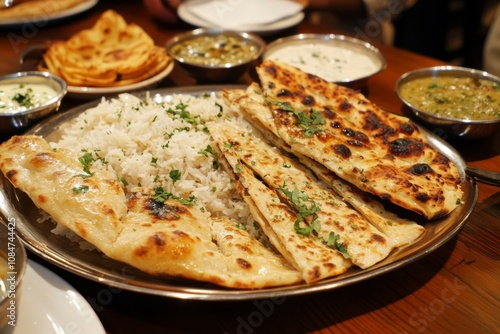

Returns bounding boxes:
[52,92,258,239]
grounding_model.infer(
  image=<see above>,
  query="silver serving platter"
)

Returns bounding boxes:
[0,86,477,301]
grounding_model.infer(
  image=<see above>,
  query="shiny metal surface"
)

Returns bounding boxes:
[0,71,67,136]
[263,34,387,89]
[465,166,500,187]
[166,28,266,83]
[395,66,500,140]
[0,87,478,300]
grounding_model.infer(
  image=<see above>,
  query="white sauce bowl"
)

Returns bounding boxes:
[0,71,67,137]
[263,34,386,88]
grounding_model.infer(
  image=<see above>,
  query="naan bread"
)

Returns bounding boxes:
[109,187,302,289]
[211,130,352,282]
[0,135,302,289]
[302,157,425,247]
[39,10,172,87]
[0,135,126,252]
[254,60,463,219]
[223,85,425,247]
[211,121,395,275]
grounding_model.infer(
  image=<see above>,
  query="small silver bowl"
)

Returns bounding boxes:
[166,28,265,83]
[0,217,27,331]
[395,66,500,141]
[0,71,67,136]
[263,34,386,89]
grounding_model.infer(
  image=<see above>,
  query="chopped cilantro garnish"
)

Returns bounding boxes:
[72,185,89,194]
[278,184,321,236]
[198,144,216,157]
[169,169,181,183]
[152,187,195,206]
[120,177,128,186]
[77,152,95,178]
[77,150,108,179]
[166,102,199,125]
[267,100,325,137]
[235,223,246,230]
[214,102,223,117]
[12,87,35,108]
[326,232,350,259]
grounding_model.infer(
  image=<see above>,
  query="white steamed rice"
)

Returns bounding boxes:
[50,92,259,240]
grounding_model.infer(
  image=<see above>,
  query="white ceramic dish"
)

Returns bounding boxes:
[2,260,105,334]
[0,0,98,29]
[178,0,304,35]
[66,62,174,100]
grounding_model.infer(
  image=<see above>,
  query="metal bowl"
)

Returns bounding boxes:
[166,28,265,83]
[0,71,67,136]
[263,34,386,89]
[395,66,500,141]
[0,217,27,331]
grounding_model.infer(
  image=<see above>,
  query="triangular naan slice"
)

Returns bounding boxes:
[109,187,302,289]
[255,60,463,219]
[0,135,127,253]
[211,135,352,282]
[302,157,425,247]
[223,85,425,248]
[211,121,394,271]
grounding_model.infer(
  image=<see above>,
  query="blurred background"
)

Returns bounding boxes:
[306,0,499,71]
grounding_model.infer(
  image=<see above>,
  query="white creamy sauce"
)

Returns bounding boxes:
[0,83,57,114]
[268,43,379,82]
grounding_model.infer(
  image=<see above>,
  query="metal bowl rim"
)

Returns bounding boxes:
[395,65,500,125]
[165,28,266,69]
[262,33,387,83]
[0,71,67,117]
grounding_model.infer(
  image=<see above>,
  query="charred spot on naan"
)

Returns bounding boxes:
[388,138,425,157]
[133,230,195,260]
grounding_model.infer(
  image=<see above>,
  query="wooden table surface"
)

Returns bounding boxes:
[0,1,499,333]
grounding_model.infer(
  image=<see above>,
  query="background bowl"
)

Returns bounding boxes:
[166,28,265,83]
[395,66,500,141]
[0,217,27,331]
[0,71,67,137]
[263,34,386,89]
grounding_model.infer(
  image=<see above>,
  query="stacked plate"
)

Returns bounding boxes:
[178,0,305,35]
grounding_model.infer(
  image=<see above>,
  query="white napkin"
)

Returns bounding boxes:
[186,0,303,29]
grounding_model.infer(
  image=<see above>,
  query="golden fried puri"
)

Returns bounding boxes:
[38,10,172,87]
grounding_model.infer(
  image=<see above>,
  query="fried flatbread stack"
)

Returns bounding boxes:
[226,60,463,220]
[0,135,302,289]
[38,10,172,87]
[0,0,86,19]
